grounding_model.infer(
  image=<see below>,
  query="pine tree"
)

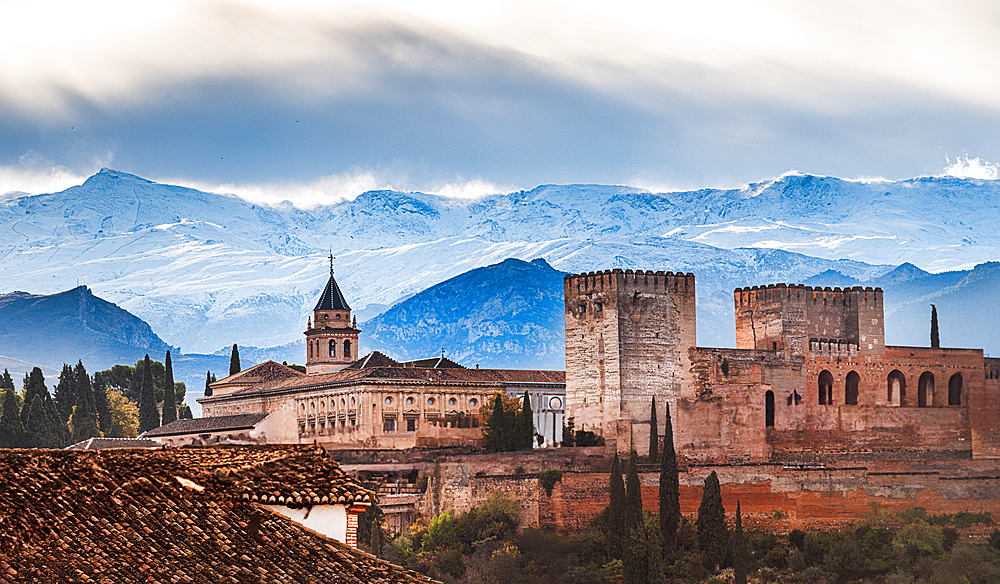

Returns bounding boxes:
[659,399,681,555]
[931,304,940,348]
[625,450,643,529]
[54,363,77,422]
[515,390,534,449]
[20,368,48,427]
[138,354,160,434]
[733,500,748,584]
[161,351,177,425]
[696,471,728,572]
[70,361,101,442]
[0,369,14,392]
[204,370,213,397]
[230,344,241,375]
[608,452,627,558]
[648,396,659,463]
[0,388,26,448]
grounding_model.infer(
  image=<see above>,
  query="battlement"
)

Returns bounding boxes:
[565,269,695,294]
[734,284,883,305]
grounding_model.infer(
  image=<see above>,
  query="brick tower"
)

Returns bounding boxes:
[305,255,360,374]
[564,269,697,455]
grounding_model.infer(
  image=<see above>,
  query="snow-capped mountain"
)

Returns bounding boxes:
[2,168,999,360]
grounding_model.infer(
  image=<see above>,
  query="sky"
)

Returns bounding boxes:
[3,0,1000,206]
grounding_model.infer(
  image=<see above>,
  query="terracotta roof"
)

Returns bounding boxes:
[65,437,160,450]
[401,356,465,369]
[347,351,403,369]
[141,413,269,438]
[212,360,305,387]
[0,445,435,583]
[314,274,351,311]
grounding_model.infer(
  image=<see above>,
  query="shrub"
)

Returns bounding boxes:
[789,548,806,572]
[538,469,563,497]
[763,546,787,569]
[788,529,806,549]
[989,529,1000,552]
[758,567,779,583]
[824,539,864,583]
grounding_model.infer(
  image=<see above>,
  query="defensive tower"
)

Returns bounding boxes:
[305,255,360,374]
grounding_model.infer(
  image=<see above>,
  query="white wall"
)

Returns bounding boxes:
[263,504,348,544]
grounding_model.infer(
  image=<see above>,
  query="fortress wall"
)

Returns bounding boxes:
[971,358,1000,459]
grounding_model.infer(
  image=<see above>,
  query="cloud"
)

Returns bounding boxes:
[942,155,999,180]
[0,151,98,198]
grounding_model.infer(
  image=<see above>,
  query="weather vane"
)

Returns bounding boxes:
[329,250,334,276]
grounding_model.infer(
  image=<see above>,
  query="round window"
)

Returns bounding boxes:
[385,396,393,405]
[549,397,563,410]
[448,398,457,407]
[470,398,478,408]
[428,397,435,406]
[406,397,414,406]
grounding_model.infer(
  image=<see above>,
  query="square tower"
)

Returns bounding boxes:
[564,269,697,454]
[306,271,360,374]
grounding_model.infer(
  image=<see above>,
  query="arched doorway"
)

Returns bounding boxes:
[818,370,833,405]
[845,371,860,405]
[765,390,775,428]
[887,371,906,406]
[918,372,935,407]
[948,374,963,406]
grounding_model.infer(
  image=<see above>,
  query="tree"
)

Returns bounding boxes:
[608,451,627,558]
[696,470,728,572]
[0,388,26,448]
[659,399,681,555]
[161,351,177,425]
[178,404,193,419]
[648,396,659,463]
[625,450,643,529]
[105,389,139,438]
[230,344,241,375]
[138,354,159,434]
[930,304,940,348]
[515,390,534,449]
[1,369,15,392]
[20,368,48,426]
[69,361,101,442]
[480,391,521,452]
[44,392,70,447]
[92,374,112,436]
[624,515,662,584]
[204,370,213,397]
[733,500,748,584]
[54,363,77,422]
[24,395,48,448]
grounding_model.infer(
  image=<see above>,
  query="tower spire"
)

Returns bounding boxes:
[329,250,335,276]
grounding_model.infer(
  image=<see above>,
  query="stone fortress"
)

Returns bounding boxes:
[565,269,1000,461]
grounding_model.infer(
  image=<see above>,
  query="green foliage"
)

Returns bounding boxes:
[931,304,940,348]
[0,388,26,447]
[20,367,48,426]
[480,391,518,452]
[824,538,864,583]
[538,469,563,497]
[178,404,193,419]
[105,388,139,438]
[0,369,13,392]
[92,374,112,437]
[625,451,642,530]
[358,495,385,555]
[204,370,213,397]
[648,396,658,464]
[989,529,1000,552]
[892,519,945,565]
[666,553,707,582]
[138,354,160,434]
[788,528,806,549]
[281,361,306,374]
[54,363,77,422]
[608,452,627,558]
[696,471,728,572]
[561,417,575,447]
[515,390,534,450]
[659,398,680,555]
[69,361,100,442]
[230,343,241,375]
[161,351,177,426]
[623,513,662,584]
[24,396,48,448]
[788,548,806,572]
[574,429,604,447]
[733,501,748,584]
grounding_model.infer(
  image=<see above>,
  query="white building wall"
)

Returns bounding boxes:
[263,504,348,544]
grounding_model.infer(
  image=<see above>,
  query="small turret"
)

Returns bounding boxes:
[305,253,360,374]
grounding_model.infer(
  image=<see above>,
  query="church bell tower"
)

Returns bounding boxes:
[305,254,360,374]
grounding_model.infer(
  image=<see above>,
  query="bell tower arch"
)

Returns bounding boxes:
[306,254,360,374]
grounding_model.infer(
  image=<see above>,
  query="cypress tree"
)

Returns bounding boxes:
[20,368,47,426]
[608,452,627,558]
[54,363,77,422]
[204,370,213,397]
[0,369,14,392]
[230,344,241,375]
[93,373,112,435]
[0,388,26,448]
[648,396,659,463]
[484,391,512,452]
[161,351,177,425]
[659,399,681,555]
[696,470,728,572]
[138,354,160,434]
[70,361,101,442]
[625,450,643,529]
[24,395,48,448]
[516,390,534,449]
[931,304,940,348]
[370,517,383,557]
[733,500,748,584]
[178,404,193,419]
[44,392,70,448]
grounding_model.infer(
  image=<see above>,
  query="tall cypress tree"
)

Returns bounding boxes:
[516,390,534,449]
[659,399,681,555]
[649,396,659,463]
[44,392,70,447]
[0,388,26,448]
[138,354,160,434]
[625,450,643,529]
[20,368,47,426]
[733,500,748,584]
[204,370,214,397]
[609,452,627,558]
[0,369,14,392]
[230,344,241,375]
[161,351,177,425]
[24,395,48,448]
[92,372,112,435]
[54,363,77,422]
[930,304,940,348]
[70,361,100,442]
[696,470,728,572]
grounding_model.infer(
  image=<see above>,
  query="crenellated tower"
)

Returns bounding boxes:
[305,255,360,374]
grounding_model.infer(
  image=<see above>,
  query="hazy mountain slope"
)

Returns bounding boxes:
[362,258,567,369]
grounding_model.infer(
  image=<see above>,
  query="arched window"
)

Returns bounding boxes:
[327,340,334,357]
[309,342,313,359]
[765,390,775,427]
[887,370,906,406]
[845,372,860,405]
[948,374,963,406]
[818,370,833,405]
[344,339,352,360]
[918,372,935,407]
